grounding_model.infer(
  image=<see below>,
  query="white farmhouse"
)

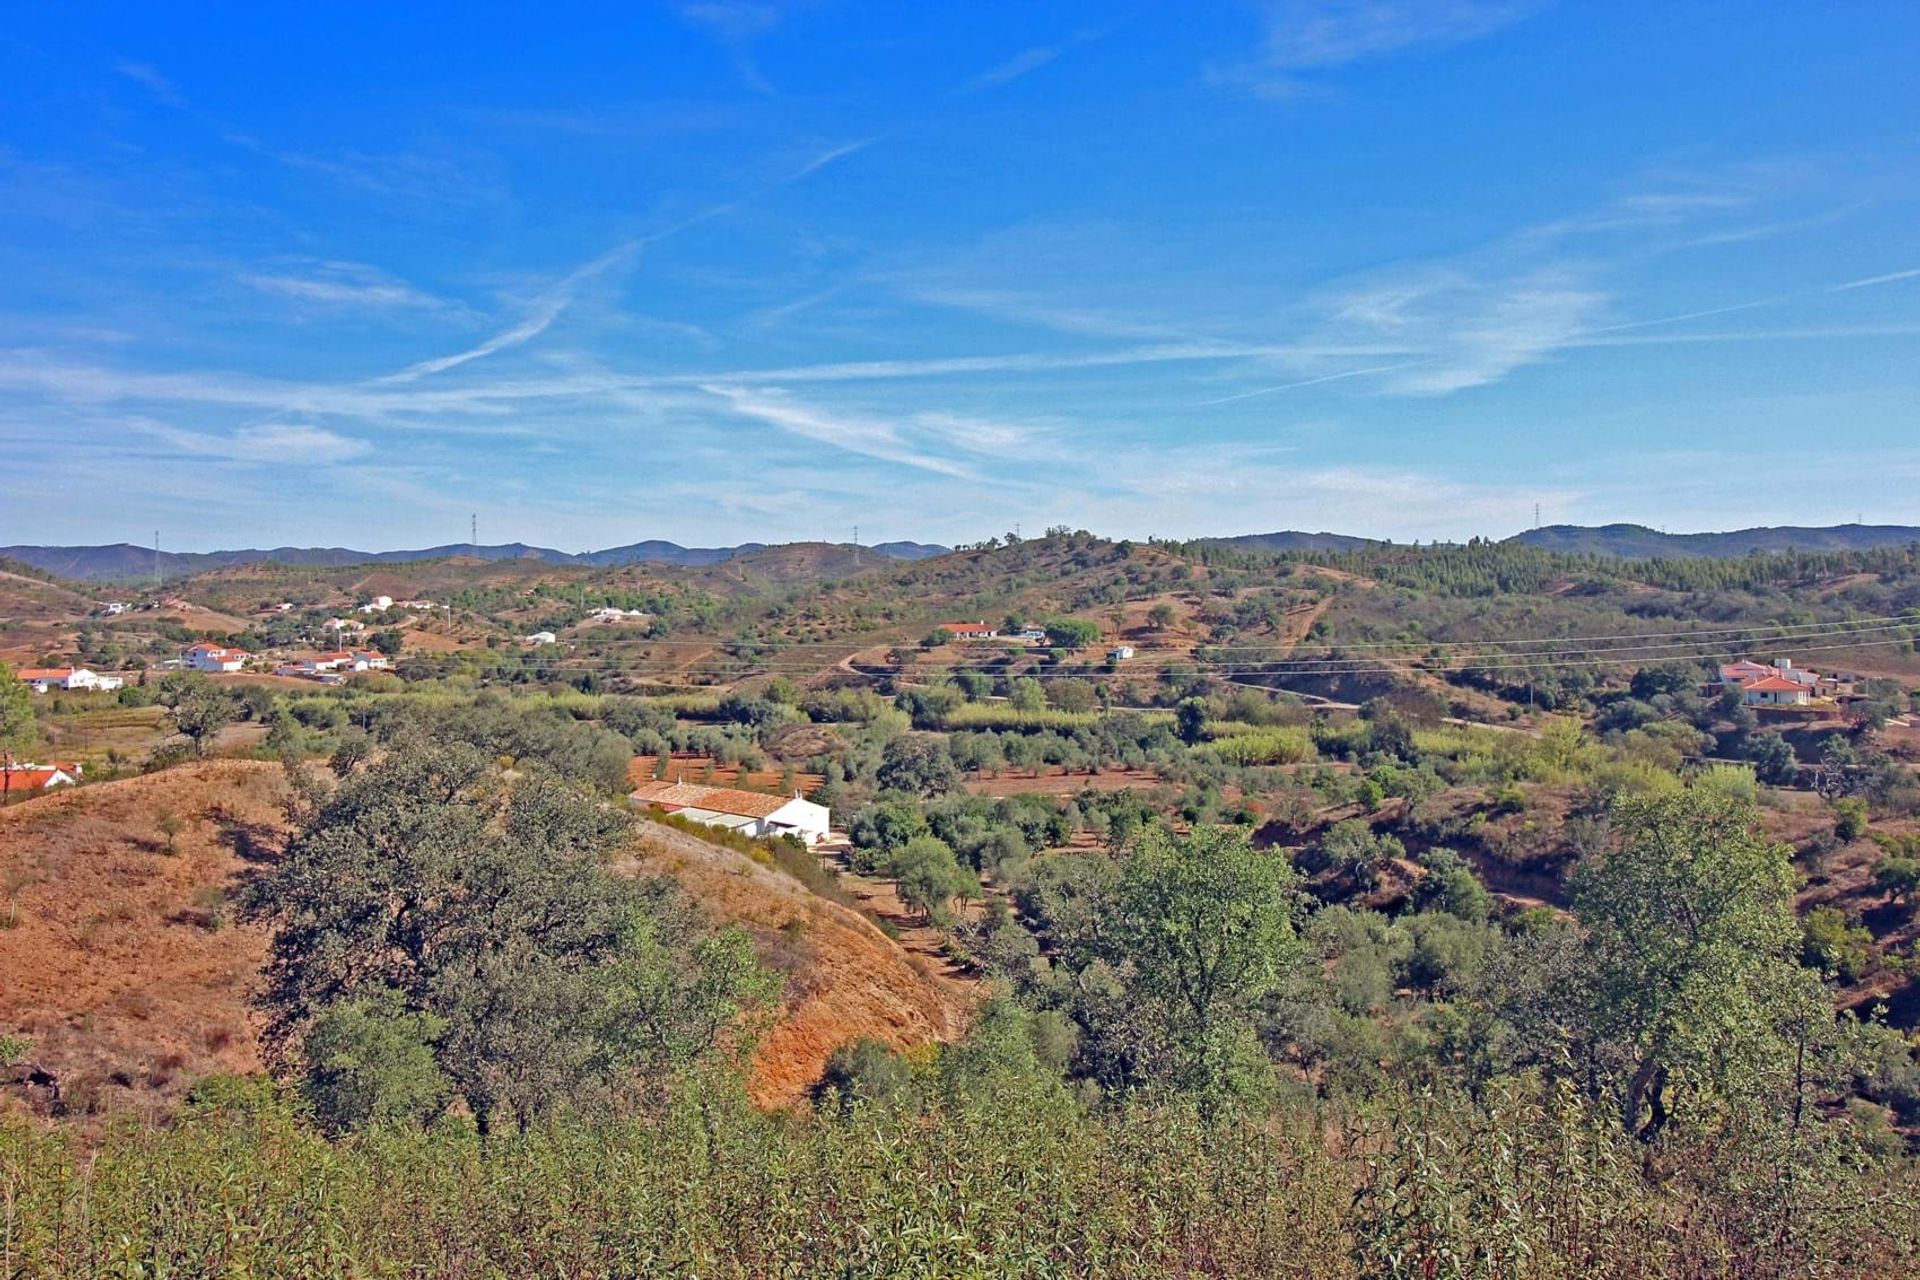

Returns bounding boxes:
[1741,675,1811,707]
[357,595,394,614]
[13,667,124,693]
[183,643,251,673]
[630,781,832,846]
[524,631,558,645]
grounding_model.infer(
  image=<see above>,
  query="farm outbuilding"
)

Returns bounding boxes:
[630,781,832,846]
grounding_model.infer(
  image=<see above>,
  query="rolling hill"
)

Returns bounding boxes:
[1509,522,1920,558]
[0,762,968,1117]
[1196,530,1381,554]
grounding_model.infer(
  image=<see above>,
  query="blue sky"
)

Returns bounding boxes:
[4,1,1920,551]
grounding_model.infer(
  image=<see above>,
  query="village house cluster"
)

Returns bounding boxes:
[273,649,391,682]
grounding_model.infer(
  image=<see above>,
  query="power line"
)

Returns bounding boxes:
[473,614,1920,669]
[514,609,1920,654]
[423,621,1917,682]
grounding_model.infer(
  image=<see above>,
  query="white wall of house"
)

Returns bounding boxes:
[185,647,246,672]
[763,795,832,845]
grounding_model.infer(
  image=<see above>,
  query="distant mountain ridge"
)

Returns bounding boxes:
[9,524,1915,582]
[1507,523,1920,558]
[1196,530,1381,554]
[0,539,950,582]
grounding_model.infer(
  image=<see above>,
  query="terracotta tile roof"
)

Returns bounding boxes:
[14,668,73,681]
[1743,675,1807,693]
[0,767,70,790]
[630,780,796,820]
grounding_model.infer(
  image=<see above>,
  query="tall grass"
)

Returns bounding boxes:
[937,705,1106,731]
[1205,725,1317,766]
[4,1079,1913,1278]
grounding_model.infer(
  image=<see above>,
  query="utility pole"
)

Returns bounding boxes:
[153,530,161,589]
[1533,502,1541,529]
[470,513,477,557]
[852,525,859,567]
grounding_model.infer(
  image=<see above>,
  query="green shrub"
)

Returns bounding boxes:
[1207,726,1316,766]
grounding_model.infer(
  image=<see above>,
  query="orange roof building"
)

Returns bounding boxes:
[630,780,832,845]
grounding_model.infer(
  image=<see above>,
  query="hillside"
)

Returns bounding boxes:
[627,821,972,1105]
[0,762,276,1121]
[0,762,968,1118]
[1510,522,1920,558]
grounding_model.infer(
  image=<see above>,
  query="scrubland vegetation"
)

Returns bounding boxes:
[7,532,1920,1276]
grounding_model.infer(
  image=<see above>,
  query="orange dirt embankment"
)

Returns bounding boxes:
[626,822,974,1107]
[0,761,277,1120]
[2,761,970,1118]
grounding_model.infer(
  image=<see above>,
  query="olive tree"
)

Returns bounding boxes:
[247,743,775,1132]
[1569,788,1826,1140]
[157,673,238,756]
[1105,824,1305,1102]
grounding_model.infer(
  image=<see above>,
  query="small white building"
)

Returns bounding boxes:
[939,621,999,641]
[1107,645,1136,661]
[281,648,391,676]
[322,618,364,633]
[630,781,832,846]
[357,595,394,614]
[13,667,123,693]
[1742,675,1811,707]
[99,602,129,616]
[183,643,250,673]
[524,631,558,646]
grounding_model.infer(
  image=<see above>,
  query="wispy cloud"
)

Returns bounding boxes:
[959,27,1108,94]
[881,221,1223,343]
[1196,360,1431,404]
[1253,0,1542,70]
[219,131,506,212]
[376,241,637,383]
[901,285,1200,341]
[1222,0,1544,96]
[1830,266,1920,293]
[1320,265,1606,394]
[963,46,1064,94]
[698,384,985,477]
[240,261,451,312]
[131,419,371,464]
[113,60,184,107]
[674,1,790,94]
[370,133,870,383]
